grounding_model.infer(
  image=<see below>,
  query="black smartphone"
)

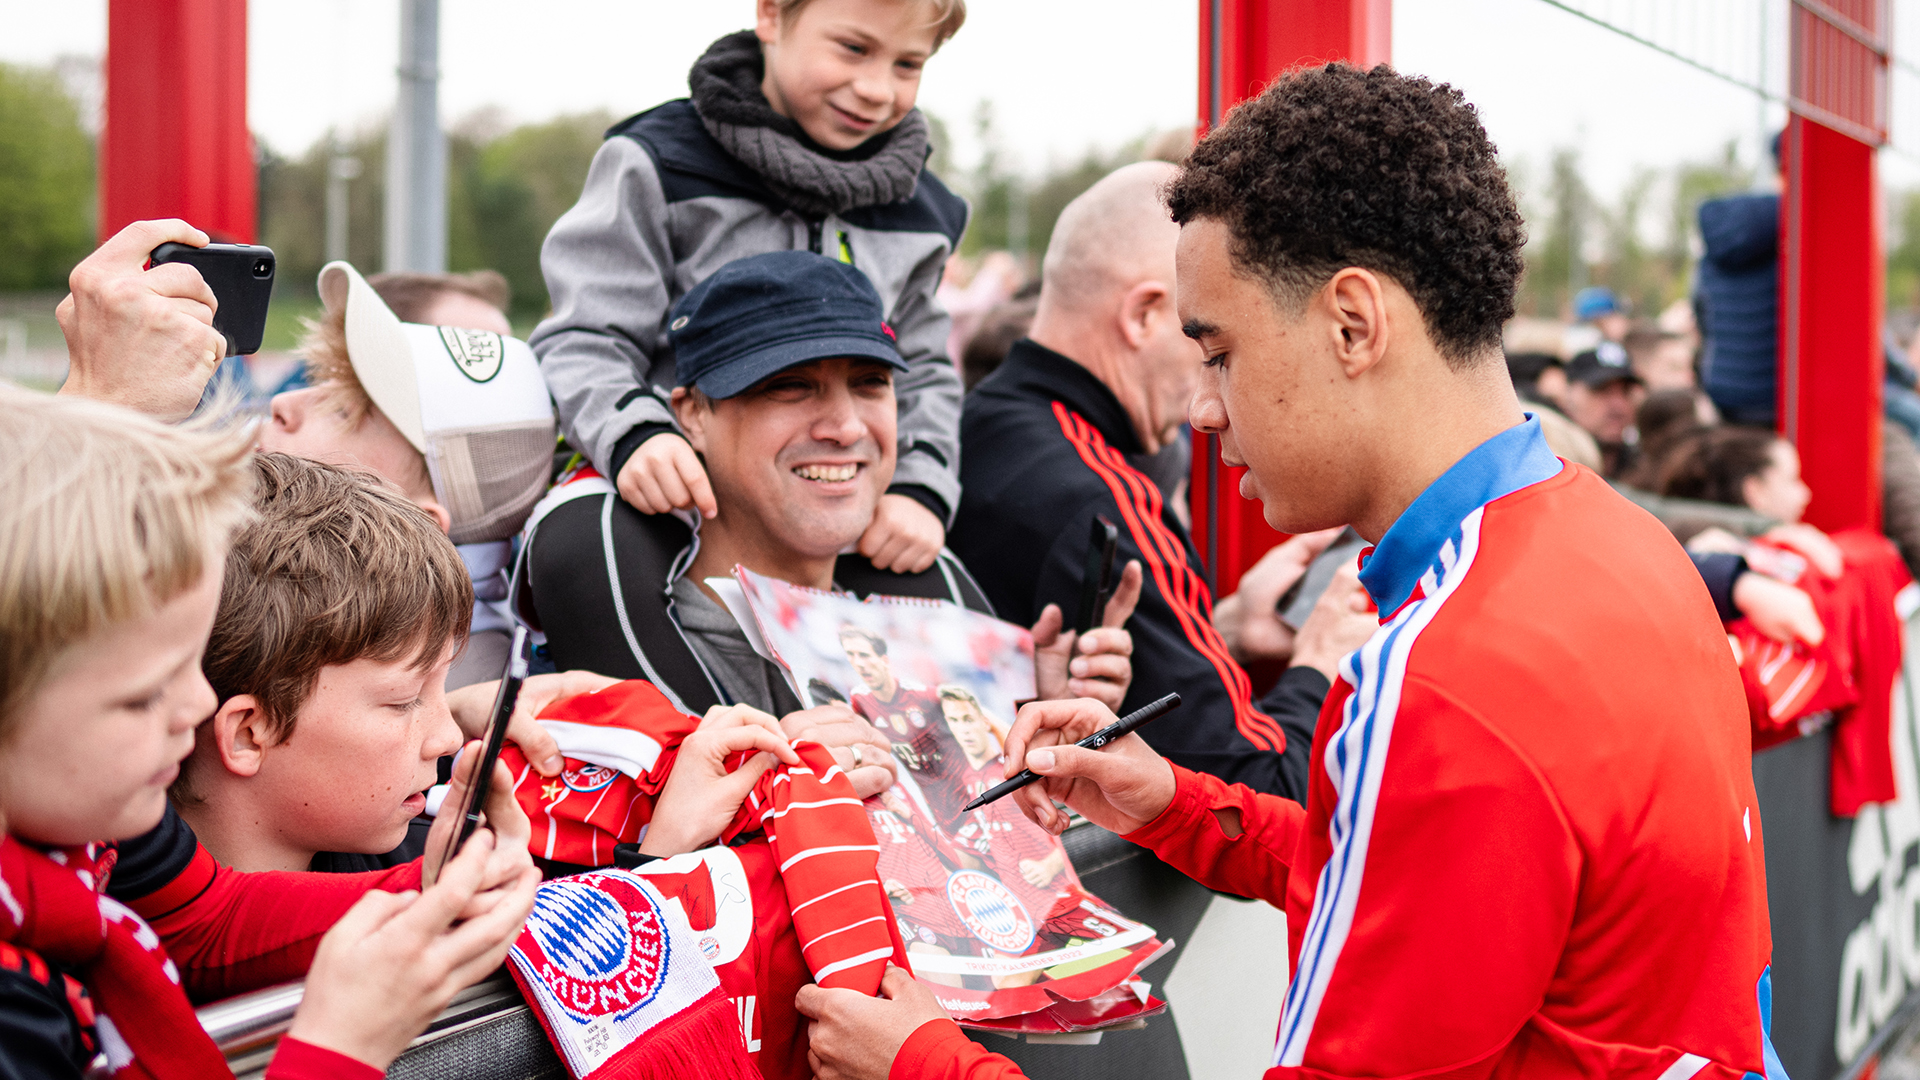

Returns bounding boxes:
[1074,515,1120,635]
[436,625,530,873]
[148,242,276,357]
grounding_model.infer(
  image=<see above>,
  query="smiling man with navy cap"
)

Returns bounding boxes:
[667,250,913,605]
[520,250,995,718]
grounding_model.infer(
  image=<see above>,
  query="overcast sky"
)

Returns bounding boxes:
[5,0,1920,198]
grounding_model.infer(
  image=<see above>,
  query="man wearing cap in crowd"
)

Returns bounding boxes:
[1563,340,1646,478]
[519,250,1134,727]
[1573,285,1630,345]
[259,262,557,687]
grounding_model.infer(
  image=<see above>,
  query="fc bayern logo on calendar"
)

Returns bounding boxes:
[946,869,1035,954]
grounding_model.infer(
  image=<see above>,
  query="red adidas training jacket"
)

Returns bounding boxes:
[892,417,1782,1080]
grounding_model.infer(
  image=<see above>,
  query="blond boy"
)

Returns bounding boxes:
[259,261,555,688]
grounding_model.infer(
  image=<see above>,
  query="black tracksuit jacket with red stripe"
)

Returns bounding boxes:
[951,339,1326,802]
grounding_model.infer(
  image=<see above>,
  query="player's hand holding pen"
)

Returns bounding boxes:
[1000,698,1178,838]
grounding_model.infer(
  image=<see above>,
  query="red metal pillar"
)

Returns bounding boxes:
[101,0,255,244]
[1778,1,1887,533]
[1190,0,1391,595]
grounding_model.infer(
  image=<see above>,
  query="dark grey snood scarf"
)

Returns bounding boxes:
[689,30,929,218]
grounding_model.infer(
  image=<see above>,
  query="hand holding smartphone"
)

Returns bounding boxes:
[1074,516,1120,635]
[435,626,531,874]
[148,241,276,357]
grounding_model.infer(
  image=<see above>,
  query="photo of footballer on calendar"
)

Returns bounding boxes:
[727,567,1169,1029]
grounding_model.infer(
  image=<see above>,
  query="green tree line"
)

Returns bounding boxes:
[260,109,614,321]
[0,63,95,291]
[1513,141,1753,320]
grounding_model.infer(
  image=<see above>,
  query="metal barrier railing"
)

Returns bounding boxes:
[204,972,532,1078]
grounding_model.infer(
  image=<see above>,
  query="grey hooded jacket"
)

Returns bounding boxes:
[529,99,970,522]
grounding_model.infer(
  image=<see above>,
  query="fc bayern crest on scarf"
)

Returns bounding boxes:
[506,869,755,1079]
[523,874,668,1024]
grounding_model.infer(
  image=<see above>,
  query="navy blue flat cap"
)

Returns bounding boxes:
[669,250,905,400]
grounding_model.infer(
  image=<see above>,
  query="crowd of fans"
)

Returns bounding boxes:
[0,0,1363,1075]
[1502,276,1918,816]
[0,0,1905,1076]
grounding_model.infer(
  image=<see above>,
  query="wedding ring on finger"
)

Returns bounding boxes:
[850,744,864,767]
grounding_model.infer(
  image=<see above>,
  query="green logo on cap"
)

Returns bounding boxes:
[438,327,504,383]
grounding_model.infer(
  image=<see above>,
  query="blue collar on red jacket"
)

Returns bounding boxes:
[1357,414,1562,615]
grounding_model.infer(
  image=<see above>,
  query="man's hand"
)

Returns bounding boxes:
[780,704,898,798]
[1287,557,1376,681]
[447,669,621,778]
[859,494,945,574]
[637,705,800,857]
[618,432,717,518]
[1213,528,1345,664]
[287,829,539,1071]
[56,219,226,420]
[1033,560,1143,710]
[1764,522,1844,579]
[1734,572,1826,647]
[421,742,536,897]
[1001,698,1176,837]
[796,964,951,1080]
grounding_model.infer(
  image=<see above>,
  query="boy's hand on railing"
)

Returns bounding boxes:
[288,829,538,1070]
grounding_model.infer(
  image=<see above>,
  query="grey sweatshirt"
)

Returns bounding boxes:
[529,98,969,522]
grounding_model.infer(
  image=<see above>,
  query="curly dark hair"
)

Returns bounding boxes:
[1166,64,1526,367]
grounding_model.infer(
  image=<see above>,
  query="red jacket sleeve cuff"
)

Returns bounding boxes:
[264,1037,384,1080]
[1120,762,1219,850]
[890,1018,1026,1080]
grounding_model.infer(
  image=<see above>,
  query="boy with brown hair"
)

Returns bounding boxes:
[533,0,969,578]
[0,387,536,1079]
[173,451,475,873]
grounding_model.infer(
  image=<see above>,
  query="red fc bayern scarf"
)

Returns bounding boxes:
[0,834,233,1079]
[506,868,759,1080]
[504,680,908,995]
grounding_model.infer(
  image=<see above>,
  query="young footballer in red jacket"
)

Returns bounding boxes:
[796,63,1782,1080]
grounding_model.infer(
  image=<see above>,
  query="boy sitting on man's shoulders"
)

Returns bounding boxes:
[535,0,971,577]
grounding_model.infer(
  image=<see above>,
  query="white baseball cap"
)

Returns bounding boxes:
[317,261,556,544]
